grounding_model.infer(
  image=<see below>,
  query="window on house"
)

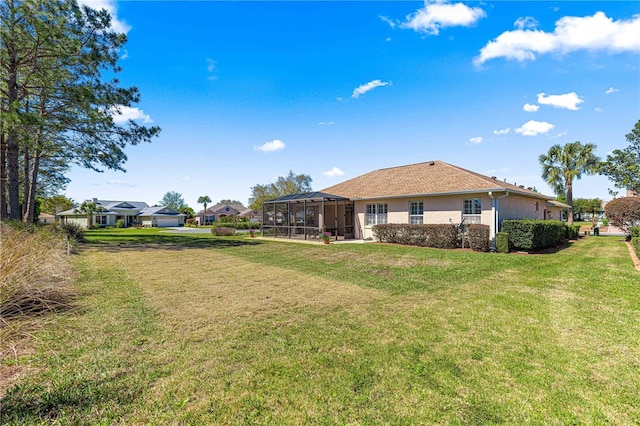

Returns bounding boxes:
[462,198,482,224]
[409,201,424,224]
[365,203,387,226]
[535,201,539,212]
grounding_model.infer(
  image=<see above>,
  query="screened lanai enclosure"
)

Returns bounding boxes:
[262,192,355,241]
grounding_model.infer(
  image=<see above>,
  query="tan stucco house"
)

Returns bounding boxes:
[262,161,568,242]
[195,203,246,225]
[58,199,185,228]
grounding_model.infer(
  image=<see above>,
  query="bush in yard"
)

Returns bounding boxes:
[115,219,125,228]
[632,237,640,258]
[604,197,640,235]
[373,224,458,249]
[566,224,581,240]
[630,226,640,239]
[212,227,235,236]
[467,224,490,252]
[496,232,509,253]
[58,222,85,242]
[501,220,566,252]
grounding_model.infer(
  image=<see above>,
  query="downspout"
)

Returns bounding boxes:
[488,191,509,251]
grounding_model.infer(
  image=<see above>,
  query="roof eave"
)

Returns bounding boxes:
[348,187,551,201]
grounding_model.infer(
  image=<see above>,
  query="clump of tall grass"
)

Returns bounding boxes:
[1,222,75,355]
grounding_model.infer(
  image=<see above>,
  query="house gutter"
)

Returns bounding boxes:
[488,191,510,251]
[347,187,546,201]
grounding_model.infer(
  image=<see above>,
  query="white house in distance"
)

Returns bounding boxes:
[58,199,185,228]
[262,160,569,242]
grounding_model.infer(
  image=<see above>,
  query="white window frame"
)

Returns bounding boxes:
[409,201,424,224]
[365,203,388,227]
[462,198,482,224]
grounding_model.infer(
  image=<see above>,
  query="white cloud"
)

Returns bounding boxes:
[523,103,540,112]
[537,92,583,110]
[469,136,483,144]
[386,37,392,42]
[515,120,554,136]
[120,49,129,60]
[206,58,218,81]
[322,167,345,178]
[77,0,130,34]
[595,107,603,112]
[180,176,191,181]
[254,139,285,153]
[318,121,334,126]
[605,86,619,94]
[351,80,391,99]
[493,128,510,135]
[514,17,539,30]
[110,106,153,124]
[475,12,640,65]
[379,15,397,28]
[401,1,486,35]
[551,130,569,139]
[106,179,135,187]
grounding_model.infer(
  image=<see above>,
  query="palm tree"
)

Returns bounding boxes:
[75,200,104,229]
[539,141,599,225]
[197,195,211,225]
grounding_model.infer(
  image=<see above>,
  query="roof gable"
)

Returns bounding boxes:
[321,161,550,200]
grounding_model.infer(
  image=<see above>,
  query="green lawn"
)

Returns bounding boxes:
[1,231,639,424]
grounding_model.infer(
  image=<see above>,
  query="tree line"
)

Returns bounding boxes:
[0,0,159,223]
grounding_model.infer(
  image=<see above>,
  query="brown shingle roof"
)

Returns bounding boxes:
[321,161,550,200]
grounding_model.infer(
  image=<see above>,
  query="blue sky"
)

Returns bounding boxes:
[67,0,640,209]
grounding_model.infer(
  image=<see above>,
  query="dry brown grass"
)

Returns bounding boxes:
[0,223,75,362]
[115,248,387,337]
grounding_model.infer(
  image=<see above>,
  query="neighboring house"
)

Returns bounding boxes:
[38,213,56,225]
[263,160,567,242]
[58,199,185,228]
[239,208,261,222]
[196,203,244,225]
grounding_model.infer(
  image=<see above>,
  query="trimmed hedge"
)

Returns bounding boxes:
[631,226,640,239]
[632,237,640,259]
[566,225,581,240]
[212,221,260,230]
[501,220,566,252]
[211,227,235,236]
[373,224,458,249]
[467,224,490,252]
[496,232,509,253]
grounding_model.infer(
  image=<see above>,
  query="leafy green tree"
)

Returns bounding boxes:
[178,206,195,219]
[218,199,245,208]
[197,195,211,224]
[160,191,187,210]
[599,120,640,194]
[572,198,603,220]
[249,170,312,211]
[539,142,600,225]
[41,195,75,215]
[0,0,160,222]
